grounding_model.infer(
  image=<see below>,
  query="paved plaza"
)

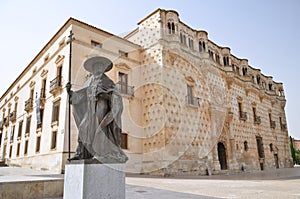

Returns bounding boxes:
[0,166,300,198]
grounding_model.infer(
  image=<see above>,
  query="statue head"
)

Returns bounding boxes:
[84,56,113,75]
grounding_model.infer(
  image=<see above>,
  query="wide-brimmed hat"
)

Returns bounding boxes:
[83,56,113,73]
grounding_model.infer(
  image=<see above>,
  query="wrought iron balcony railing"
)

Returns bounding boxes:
[25,98,33,112]
[239,111,247,121]
[254,115,261,124]
[50,76,62,94]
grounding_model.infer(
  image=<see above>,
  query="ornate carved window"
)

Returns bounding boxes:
[223,56,229,66]
[237,99,247,121]
[199,41,206,52]
[167,22,175,34]
[208,50,214,60]
[253,107,261,124]
[269,112,276,129]
[188,38,194,49]
[242,67,247,76]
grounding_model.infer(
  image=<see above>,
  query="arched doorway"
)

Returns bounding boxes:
[218,142,227,170]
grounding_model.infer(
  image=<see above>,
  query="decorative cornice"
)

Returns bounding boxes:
[115,62,131,71]
[55,55,65,65]
[29,81,36,88]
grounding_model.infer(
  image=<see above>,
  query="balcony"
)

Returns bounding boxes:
[25,98,33,112]
[270,121,276,129]
[254,116,261,124]
[9,111,16,123]
[239,111,247,121]
[50,76,62,94]
[186,96,199,107]
[281,123,287,131]
[116,82,134,96]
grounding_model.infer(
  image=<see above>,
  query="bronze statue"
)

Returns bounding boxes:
[66,56,128,163]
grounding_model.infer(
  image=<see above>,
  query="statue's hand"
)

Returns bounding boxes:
[66,82,73,95]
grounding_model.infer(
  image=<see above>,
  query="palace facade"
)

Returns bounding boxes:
[0,9,293,175]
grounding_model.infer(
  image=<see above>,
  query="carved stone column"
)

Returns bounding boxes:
[227,111,239,170]
[212,145,221,171]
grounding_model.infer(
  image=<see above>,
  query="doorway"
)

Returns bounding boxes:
[256,136,265,170]
[217,142,227,170]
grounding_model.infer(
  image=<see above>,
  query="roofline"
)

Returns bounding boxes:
[0,17,141,101]
[0,17,73,101]
[137,8,179,25]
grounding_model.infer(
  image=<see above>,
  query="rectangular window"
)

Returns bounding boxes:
[238,102,242,113]
[188,38,194,49]
[118,72,128,94]
[16,143,20,156]
[9,145,12,158]
[186,85,198,106]
[252,107,256,118]
[24,140,28,155]
[0,133,2,145]
[52,100,60,123]
[10,125,15,141]
[36,136,41,153]
[51,131,57,150]
[187,85,193,102]
[18,120,23,137]
[14,102,18,114]
[209,50,214,60]
[25,116,31,135]
[238,102,247,120]
[30,88,34,101]
[57,66,62,86]
[37,108,44,129]
[91,40,102,48]
[119,50,128,57]
[41,78,47,98]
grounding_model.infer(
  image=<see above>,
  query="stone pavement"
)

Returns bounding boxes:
[0,166,300,198]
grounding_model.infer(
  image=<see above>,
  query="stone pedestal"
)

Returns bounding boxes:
[63,160,125,199]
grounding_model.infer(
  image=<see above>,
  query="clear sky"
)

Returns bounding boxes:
[0,0,299,138]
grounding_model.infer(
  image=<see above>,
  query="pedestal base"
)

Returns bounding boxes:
[63,160,125,199]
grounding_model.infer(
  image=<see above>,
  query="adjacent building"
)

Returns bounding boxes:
[0,9,293,175]
[292,138,300,151]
